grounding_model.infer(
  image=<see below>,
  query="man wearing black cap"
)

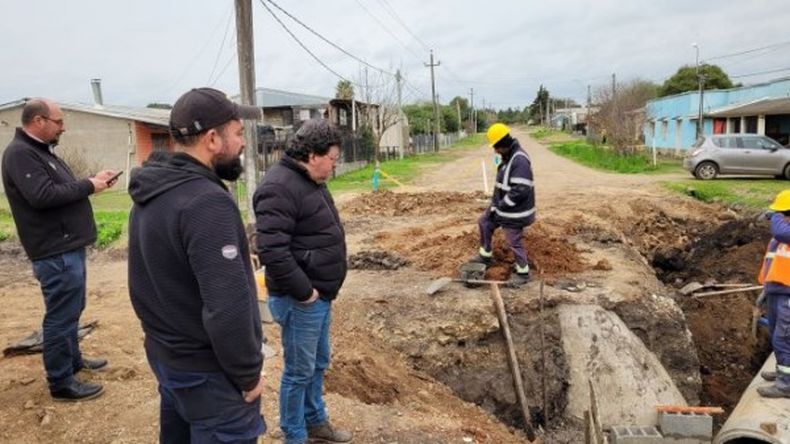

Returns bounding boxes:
[127,87,266,443]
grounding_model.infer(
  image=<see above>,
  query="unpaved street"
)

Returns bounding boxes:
[0,129,769,443]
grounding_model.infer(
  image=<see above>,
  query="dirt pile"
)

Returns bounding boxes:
[348,250,409,270]
[651,217,769,286]
[341,190,488,217]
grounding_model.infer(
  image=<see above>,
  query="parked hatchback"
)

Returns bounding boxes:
[684,134,790,180]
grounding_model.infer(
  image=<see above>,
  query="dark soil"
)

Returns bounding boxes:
[348,250,410,270]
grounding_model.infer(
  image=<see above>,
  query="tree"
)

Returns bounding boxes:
[335,80,354,100]
[659,64,734,97]
[146,103,172,110]
[527,85,551,124]
[403,103,435,135]
[589,78,659,153]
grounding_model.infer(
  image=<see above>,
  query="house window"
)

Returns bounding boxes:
[339,108,348,126]
[299,109,311,121]
[151,134,170,151]
[661,121,668,139]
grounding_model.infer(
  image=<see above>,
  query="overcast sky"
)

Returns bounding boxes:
[2,0,789,110]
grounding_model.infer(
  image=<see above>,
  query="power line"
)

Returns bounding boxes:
[352,0,424,63]
[266,0,395,77]
[705,40,790,62]
[376,0,431,52]
[731,66,790,79]
[207,10,235,83]
[257,0,353,84]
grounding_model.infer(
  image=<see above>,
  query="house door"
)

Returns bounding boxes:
[675,120,682,150]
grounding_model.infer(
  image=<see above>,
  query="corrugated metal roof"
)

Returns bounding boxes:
[0,99,170,126]
[243,88,331,108]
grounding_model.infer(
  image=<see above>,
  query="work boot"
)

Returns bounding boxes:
[761,371,778,382]
[307,421,353,443]
[757,384,790,398]
[507,272,531,287]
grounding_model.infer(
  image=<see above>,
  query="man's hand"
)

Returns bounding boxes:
[242,377,263,403]
[90,170,118,193]
[300,288,320,304]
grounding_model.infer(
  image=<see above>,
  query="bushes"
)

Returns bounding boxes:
[94,211,126,248]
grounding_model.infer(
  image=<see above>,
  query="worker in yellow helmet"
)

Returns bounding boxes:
[757,190,790,398]
[469,123,536,286]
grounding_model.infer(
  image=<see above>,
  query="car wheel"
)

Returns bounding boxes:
[784,164,790,180]
[694,161,718,180]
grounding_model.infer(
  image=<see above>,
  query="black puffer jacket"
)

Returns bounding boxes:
[253,155,347,302]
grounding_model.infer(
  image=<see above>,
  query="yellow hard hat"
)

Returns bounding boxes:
[486,123,510,147]
[770,190,790,212]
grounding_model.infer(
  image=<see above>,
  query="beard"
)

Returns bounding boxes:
[214,153,244,181]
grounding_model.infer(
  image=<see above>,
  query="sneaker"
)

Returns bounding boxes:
[762,371,778,382]
[507,272,531,287]
[757,384,790,398]
[307,422,353,443]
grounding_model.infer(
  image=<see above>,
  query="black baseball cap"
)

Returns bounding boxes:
[169,87,261,137]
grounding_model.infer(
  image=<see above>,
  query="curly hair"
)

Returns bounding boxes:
[286,119,342,162]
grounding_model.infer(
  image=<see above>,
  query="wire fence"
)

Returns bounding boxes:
[255,128,465,179]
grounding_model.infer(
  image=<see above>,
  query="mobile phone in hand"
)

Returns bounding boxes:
[107,170,124,185]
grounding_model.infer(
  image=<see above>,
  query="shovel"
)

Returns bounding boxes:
[425,276,507,295]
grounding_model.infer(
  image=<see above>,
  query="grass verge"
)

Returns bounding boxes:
[548,140,682,174]
[663,179,790,210]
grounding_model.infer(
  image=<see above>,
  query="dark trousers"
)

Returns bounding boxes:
[774,294,790,390]
[31,248,86,390]
[147,354,266,444]
[478,209,528,269]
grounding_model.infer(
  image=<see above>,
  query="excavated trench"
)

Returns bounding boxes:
[339,191,771,440]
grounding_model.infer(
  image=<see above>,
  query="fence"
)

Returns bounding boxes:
[255,129,464,180]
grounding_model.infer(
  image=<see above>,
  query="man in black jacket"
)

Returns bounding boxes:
[254,119,351,444]
[2,98,118,401]
[127,88,265,443]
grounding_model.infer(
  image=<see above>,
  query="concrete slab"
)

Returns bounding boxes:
[611,426,664,444]
[559,304,687,427]
[660,412,712,440]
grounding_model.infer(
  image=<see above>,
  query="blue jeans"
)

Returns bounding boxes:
[31,248,87,390]
[147,354,266,444]
[268,295,331,444]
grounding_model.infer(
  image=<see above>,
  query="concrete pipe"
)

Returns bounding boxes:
[714,353,790,444]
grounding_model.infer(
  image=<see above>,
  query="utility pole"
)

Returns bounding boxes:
[587,84,592,136]
[395,69,404,159]
[235,0,258,220]
[611,73,616,98]
[469,88,475,133]
[456,99,462,136]
[425,50,441,152]
[693,42,704,139]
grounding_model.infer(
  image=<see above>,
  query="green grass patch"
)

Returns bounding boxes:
[530,127,562,140]
[548,140,682,174]
[94,211,127,248]
[663,179,790,210]
[328,134,486,194]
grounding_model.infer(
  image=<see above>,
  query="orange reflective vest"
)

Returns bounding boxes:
[758,240,790,286]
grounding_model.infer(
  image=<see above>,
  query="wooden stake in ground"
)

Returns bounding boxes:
[489,283,536,441]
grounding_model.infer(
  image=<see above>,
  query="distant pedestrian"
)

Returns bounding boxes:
[469,123,536,286]
[1,98,117,401]
[254,118,352,444]
[127,87,266,441]
[757,189,790,398]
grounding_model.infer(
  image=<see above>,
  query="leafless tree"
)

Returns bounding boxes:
[589,79,657,154]
[355,69,405,162]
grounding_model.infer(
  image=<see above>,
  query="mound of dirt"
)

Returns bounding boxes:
[348,250,410,270]
[340,190,487,217]
[652,218,769,286]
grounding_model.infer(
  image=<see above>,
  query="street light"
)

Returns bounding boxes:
[692,42,704,139]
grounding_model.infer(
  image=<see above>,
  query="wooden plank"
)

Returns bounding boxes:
[489,283,536,441]
[589,380,605,444]
[655,404,725,415]
[692,285,763,298]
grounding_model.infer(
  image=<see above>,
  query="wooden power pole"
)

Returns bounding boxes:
[235,0,258,220]
[425,50,441,152]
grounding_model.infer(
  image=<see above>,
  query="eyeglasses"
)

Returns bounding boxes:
[40,116,64,126]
